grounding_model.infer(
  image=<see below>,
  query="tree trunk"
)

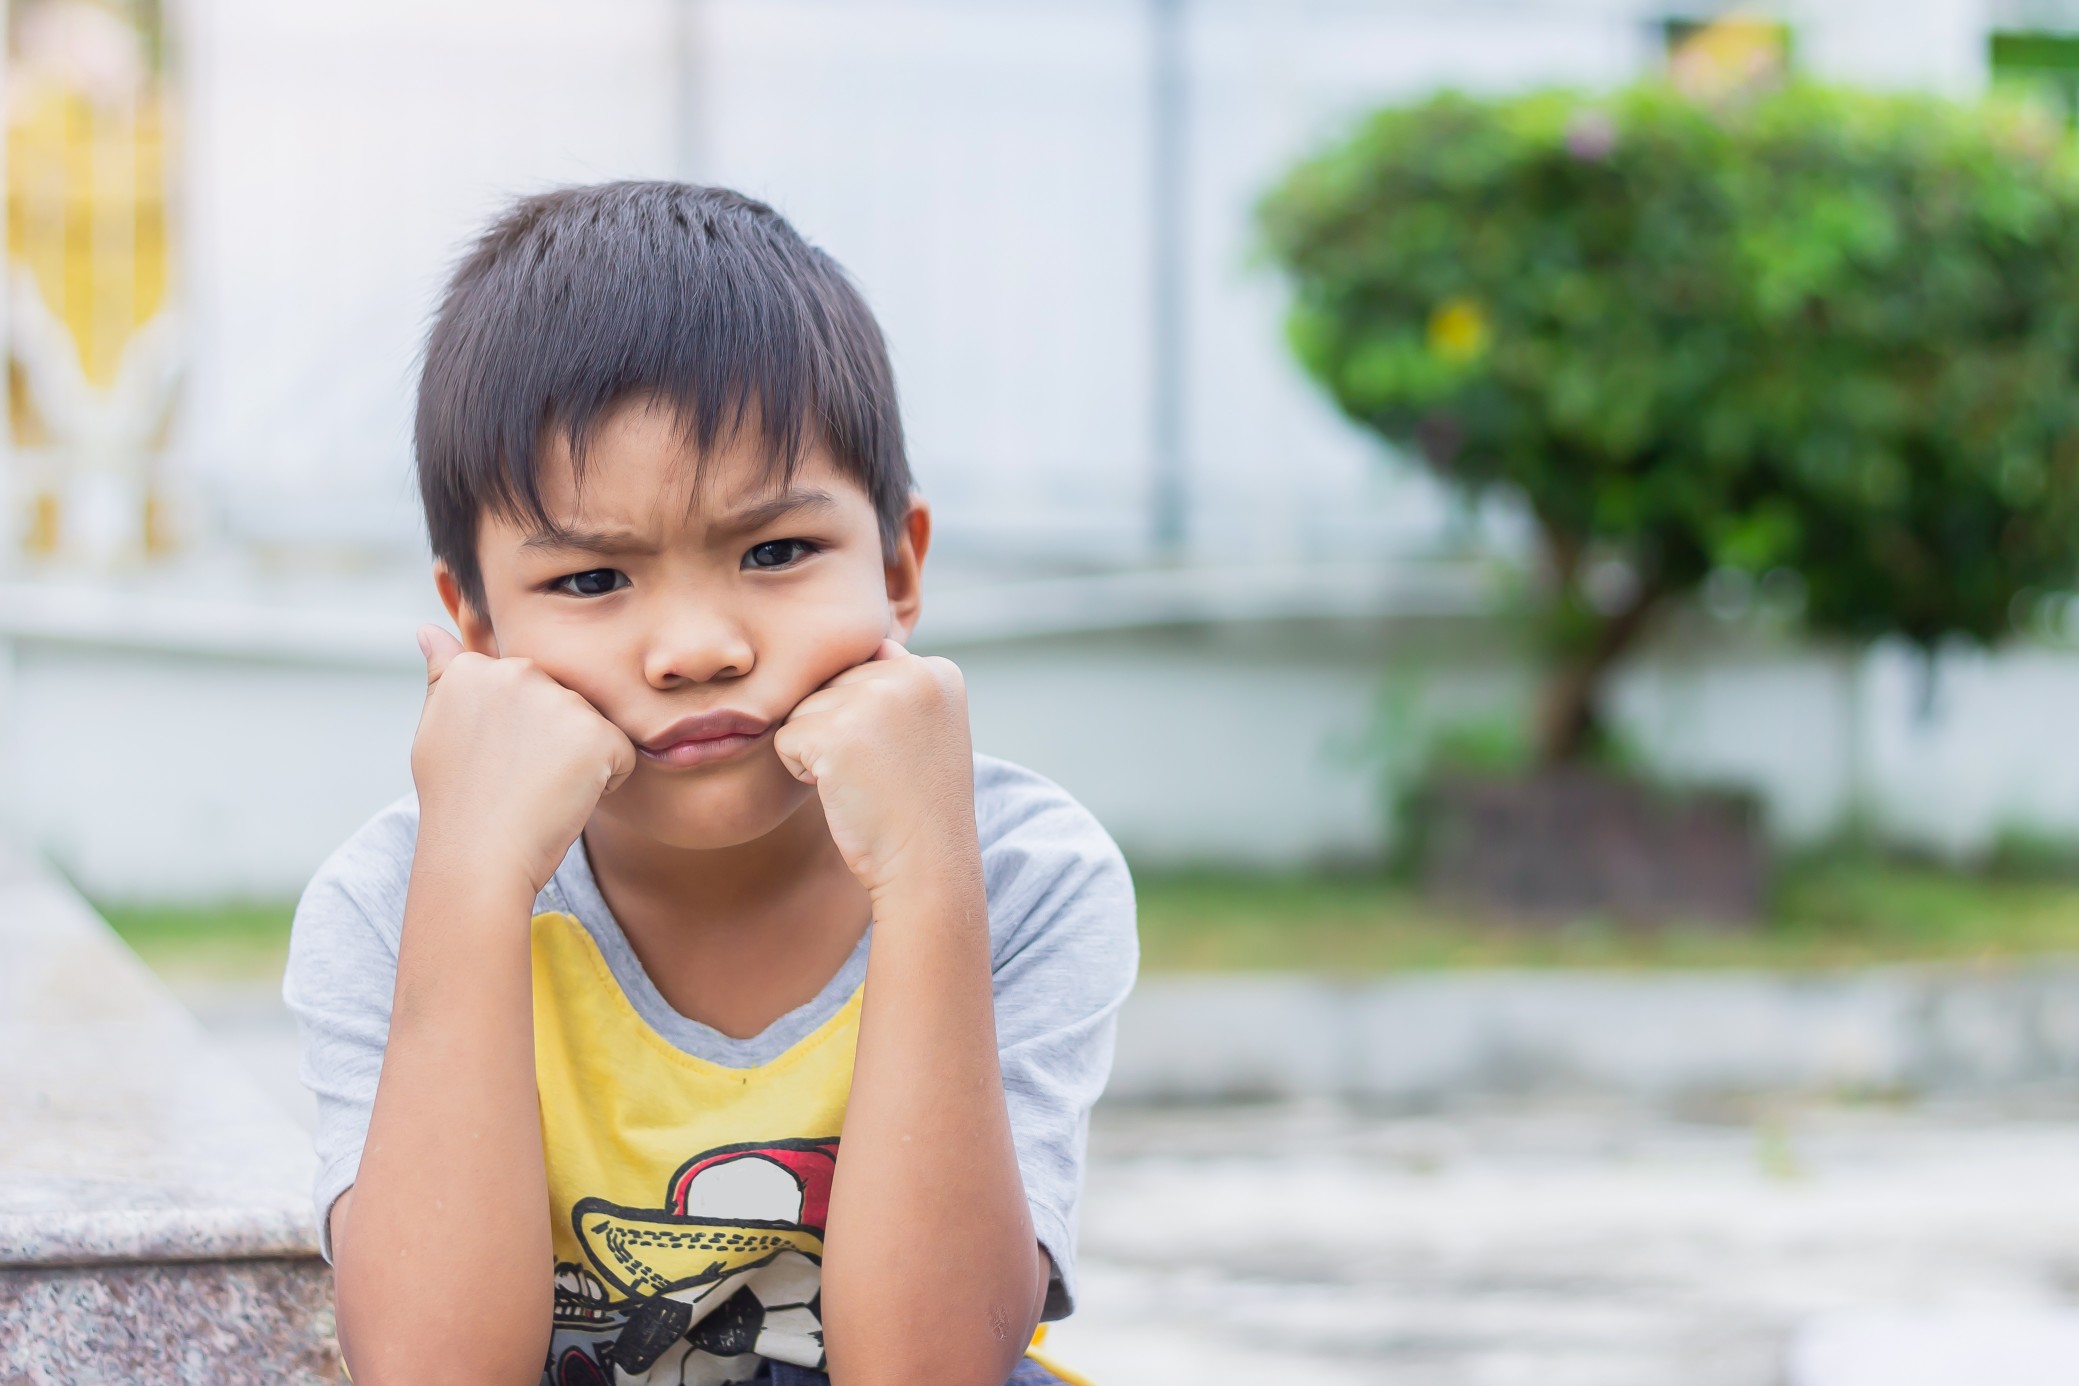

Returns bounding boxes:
[1534,589,1663,766]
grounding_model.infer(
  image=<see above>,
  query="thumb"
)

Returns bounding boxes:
[417,625,465,687]
[600,725,640,797]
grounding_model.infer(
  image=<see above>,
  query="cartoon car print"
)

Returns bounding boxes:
[550,1137,839,1386]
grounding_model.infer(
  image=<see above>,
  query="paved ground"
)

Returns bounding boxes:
[172,979,2079,1386]
[1048,1098,2079,1385]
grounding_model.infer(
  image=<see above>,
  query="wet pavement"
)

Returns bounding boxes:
[1048,1099,2079,1384]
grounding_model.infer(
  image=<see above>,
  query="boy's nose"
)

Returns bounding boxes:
[644,610,755,686]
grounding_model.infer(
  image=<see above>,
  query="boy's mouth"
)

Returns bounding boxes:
[638,710,773,768]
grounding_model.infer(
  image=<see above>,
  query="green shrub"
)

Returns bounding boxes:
[1262,84,2079,763]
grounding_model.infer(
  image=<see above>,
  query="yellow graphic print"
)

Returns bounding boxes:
[530,912,856,1385]
[526,910,1087,1386]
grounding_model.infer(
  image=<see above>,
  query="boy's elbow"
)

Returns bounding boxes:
[337,1277,550,1386]
[828,1246,1048,1386]
[352,1369,540,1386]
[344,1342,545,1386]
[833,1352,1021,1386]
[830,1319,1034,1386]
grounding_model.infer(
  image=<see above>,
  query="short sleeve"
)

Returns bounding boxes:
[280,798,418,1263]
[282,766,1141,1308]
[975,755,1139,1321]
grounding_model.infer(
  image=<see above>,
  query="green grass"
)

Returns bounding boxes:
[92,854,2079,982]
[1134,855,2079,972]
[98,900,297,980]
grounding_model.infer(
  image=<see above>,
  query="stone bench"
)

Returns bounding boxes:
[0,846,336,1384]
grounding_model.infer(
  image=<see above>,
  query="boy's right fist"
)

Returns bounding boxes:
[410,625,636,895]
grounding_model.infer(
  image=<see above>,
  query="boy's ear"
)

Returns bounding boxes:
[433,563,500,656]
[884,496,931,644]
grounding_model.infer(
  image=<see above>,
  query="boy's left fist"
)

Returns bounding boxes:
[774,639,977,900]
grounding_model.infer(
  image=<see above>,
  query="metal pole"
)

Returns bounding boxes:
[1148,0,1189,561]
[673,0,707,184]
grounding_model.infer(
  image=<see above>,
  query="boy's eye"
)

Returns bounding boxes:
[554,568,629,597]
[744,538,817,570]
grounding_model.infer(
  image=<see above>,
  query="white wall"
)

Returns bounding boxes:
[176,0,683,559]
[1860,642,2079,856]
[1,640,425,900]
[11,605,2079,902]
[1799,0,1989,96]
[159,0,2000,573]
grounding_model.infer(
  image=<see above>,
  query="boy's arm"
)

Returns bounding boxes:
[824,859,1050,1386]
[330,629,633,1386]
[330,864,548,1383]
[775,644,1049,1386]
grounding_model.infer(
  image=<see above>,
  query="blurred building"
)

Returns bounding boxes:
[7,0,176,568]
[8,0,2016,575]
[4,0,2079,898]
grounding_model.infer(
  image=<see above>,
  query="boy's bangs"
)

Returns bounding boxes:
[417,182,906,603]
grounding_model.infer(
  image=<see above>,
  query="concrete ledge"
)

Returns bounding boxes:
[0,1207,320,1270]
[0,1260,337,1384]
[1109,965,2079,1102]
[0,845,335,1382]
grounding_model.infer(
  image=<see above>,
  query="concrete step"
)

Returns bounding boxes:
[0,847,335,1384]
[1111,967,2079,1103]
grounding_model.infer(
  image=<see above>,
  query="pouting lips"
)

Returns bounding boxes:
[638,710,773,767]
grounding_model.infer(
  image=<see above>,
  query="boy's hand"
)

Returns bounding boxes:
[411,625,637,894]
[774,639,976,900]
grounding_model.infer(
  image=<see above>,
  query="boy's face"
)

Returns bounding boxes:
[439,398,926,853]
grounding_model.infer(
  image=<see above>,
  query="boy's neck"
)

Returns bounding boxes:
[576,794,872,1038]
[580,792,848,926]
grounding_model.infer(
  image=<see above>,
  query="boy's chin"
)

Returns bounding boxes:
[595,768,817,852]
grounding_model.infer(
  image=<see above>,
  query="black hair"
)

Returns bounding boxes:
[414,181,910,610]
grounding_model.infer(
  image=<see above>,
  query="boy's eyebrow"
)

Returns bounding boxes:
[712,487,839,535]
[519,526,654,556]
[519,488,840,554]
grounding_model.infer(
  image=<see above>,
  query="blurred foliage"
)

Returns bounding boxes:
[1982,824,2079,881]
[1262,83,2079,762]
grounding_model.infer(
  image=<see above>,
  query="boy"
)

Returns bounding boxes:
[284,182,1136,1386]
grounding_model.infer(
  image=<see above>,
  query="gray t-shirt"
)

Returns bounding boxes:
[283,752,1136,1346]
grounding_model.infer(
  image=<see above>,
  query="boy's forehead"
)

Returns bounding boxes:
[530,400,862,532]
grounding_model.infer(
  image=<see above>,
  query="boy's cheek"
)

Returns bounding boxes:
[496,599,888,724]
[783,600,897,693]
[804,637,887,692]
[508,643,620,712]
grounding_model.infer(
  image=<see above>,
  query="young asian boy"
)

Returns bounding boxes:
[283,181,1138,1386]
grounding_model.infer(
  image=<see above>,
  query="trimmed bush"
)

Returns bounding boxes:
[1263,84,2079,762]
